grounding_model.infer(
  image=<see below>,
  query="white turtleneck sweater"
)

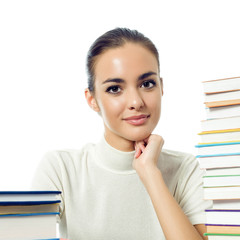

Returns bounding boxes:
[32,137,212,240]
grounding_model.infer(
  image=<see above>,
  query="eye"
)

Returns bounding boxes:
[106,85,122,94]
[140,80,156,89]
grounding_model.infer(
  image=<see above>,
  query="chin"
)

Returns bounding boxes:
[124,130,152,142]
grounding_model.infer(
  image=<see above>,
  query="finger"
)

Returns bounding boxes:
[135,141,146,154]
[134,147,142,159]
[139,141,146,153]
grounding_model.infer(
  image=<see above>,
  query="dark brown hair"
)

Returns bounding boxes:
[86,27,160,92]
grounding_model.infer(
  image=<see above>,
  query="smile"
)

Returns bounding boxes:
[123,115,150,126]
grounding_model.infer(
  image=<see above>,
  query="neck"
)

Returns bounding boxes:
[104,131,135,152]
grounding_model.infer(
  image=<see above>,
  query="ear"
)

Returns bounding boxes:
[160,77,164,96]
[85,88,100,112]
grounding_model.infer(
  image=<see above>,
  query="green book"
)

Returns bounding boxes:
[204,233,240,239]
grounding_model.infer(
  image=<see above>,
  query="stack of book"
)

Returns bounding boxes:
[196,76,240,240]
[0,190,66,240]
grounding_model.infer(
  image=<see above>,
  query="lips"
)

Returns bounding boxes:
[123,114,150,126]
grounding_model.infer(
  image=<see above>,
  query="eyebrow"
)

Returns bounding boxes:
[102,71,157,85]
[138,71,157,81]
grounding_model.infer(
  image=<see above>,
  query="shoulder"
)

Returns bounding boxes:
[161,148,195,161]
[39,142,97,171]
[159,148,197,172]
[32,142,97,190]
[158,148,203,185]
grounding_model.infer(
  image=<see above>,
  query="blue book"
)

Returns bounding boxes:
[196,141,240,148]
[0,200,61,206]
[0,212,60,239]
[0,191,61,202]
[0,212,60,217]
[195,141,240,158]
[0,201,61,215]
[205,209,240,225]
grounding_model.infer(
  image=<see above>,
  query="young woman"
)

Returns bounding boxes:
[32,28,212,240]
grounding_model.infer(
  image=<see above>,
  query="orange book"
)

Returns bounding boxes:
[205,99,240,108]
[206,224,240,234]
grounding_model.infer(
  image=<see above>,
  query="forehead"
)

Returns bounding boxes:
[94,43,159,82]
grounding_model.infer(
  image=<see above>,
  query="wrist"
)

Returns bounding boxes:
[136,164,162,185]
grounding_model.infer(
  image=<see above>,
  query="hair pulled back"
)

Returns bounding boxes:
[86,27,160,93]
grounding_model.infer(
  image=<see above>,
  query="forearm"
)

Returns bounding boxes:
[139,166,203,240]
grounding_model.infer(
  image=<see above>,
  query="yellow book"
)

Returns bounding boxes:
[198,129,240,143]
[199,128,240,135]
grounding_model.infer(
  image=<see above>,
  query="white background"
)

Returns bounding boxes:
[0,0,239,190]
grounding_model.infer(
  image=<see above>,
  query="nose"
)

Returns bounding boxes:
[127,89,144,111]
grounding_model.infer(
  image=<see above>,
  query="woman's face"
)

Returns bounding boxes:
[87,43,163,151]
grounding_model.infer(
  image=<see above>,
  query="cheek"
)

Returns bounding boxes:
[147,95,162,119]
[99,96,125,120]
[147,93,161,109]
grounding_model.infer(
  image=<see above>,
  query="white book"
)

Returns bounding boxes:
[201,116,240,132]
[204,90,240,102]
[204,186,240,200]
[205,105,240,119]
[203,76,240,94]
[203,175,240,187]
[197,155,240,169]
[213,199,240,210]
[205,167,240,176]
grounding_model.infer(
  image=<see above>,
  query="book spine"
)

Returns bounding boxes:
[198,77,240,236]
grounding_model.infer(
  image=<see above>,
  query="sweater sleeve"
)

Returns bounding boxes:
[31,151,65,217]
[174,154,213,225]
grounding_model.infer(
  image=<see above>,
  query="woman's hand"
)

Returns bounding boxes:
[133,135,204,239]
[132,134,164,176]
